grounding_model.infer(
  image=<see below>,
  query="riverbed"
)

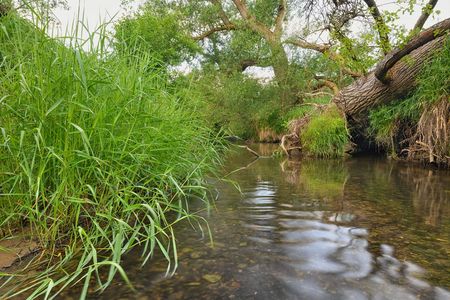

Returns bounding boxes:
[68,144,450,299]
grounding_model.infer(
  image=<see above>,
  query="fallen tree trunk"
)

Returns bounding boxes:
[333,18,450,151]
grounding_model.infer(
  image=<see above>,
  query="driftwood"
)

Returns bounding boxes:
[236,145,260,157]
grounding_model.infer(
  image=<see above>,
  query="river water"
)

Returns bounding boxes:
[71,144,450,299]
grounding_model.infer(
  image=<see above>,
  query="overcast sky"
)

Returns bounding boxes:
[54,0,449,35]
[52,0,143,35]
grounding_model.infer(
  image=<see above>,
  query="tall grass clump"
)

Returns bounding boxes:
[0,11,222,299]
[300,107,349,158]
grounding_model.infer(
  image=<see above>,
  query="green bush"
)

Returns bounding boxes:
[186,70,281,139]
[301,107,349,158]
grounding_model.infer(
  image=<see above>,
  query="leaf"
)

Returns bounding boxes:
[202,274,222,283]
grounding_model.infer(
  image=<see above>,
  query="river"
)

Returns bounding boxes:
[67,144,450,299]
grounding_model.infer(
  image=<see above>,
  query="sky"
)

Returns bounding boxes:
[54,0,450,35]
[52,0,143,36]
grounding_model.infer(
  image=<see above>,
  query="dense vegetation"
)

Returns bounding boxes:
[0,11,222,298]
[369,37,450,164]
[112,0,448,159]
[0,0,449,298]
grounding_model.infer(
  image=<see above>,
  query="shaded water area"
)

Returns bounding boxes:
[72,144,449,299]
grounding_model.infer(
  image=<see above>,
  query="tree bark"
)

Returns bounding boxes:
[375,18,450,83]
[334,36,446,117]
[333,22,449,150]
[269,40,292,109]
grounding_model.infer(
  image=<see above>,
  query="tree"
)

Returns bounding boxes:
[333,15,449,151]
[125,0,298,108]
[1,0,68,22]
[127,0,447,134]
[114,7,199,68]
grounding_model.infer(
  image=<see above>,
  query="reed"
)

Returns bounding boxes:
[0,10,223,299]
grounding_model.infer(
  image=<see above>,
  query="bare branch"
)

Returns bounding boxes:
[236,145,260,157]
[413,0,439,32]
[314,75,340,95]
[303,91,334,98]
[375,17,450,83]
[363,0,391,54]
[285,38,331,52]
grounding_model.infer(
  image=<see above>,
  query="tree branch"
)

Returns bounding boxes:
[363,0,391,54]
[285,38,331,52]
[274,0,287,38]
[286,38,363,78]
[210,0,234,26]
[303,91,334,98]
[413,0,439,32]
[232,0,274,40]
[193,24,237,40]
[375,17,450,83]
[314,75,340,95]
[192,0,238,40]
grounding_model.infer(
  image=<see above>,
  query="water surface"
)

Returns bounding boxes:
[73,144,450,299]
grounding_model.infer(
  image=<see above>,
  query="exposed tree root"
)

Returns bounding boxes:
[406,97,450,166]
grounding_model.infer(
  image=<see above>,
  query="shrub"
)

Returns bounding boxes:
[301,107,349,158]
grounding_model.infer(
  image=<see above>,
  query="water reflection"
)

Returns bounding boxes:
[65,145,450,299]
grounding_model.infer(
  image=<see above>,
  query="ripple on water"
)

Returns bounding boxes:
[61,150,450,299]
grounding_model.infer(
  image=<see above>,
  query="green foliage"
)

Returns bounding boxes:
[413,37,450,103]
[368,96,419,145]
[185,70,281,139]
[0,13,222,298]
[114,6,199,67]
[301,107,349,158]
[284,96,331,123]
[205,28,272,73]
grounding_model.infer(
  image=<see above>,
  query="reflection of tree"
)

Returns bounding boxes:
[281,159,349,200]
[275,155,450,287]
[280,159,349,221]
[279,159,301,185]
[402,167,450,227]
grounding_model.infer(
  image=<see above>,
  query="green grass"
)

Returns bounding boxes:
[284,95,331,125]
[300,107,349,158]
[0,12,223,299]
